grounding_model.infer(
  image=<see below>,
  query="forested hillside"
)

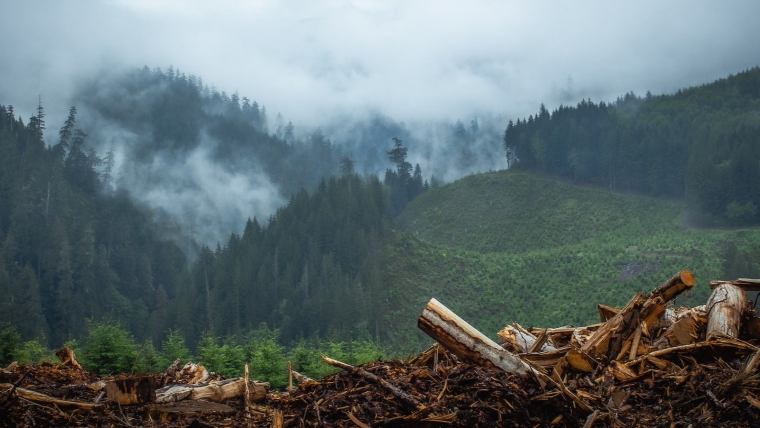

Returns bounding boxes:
[0,103,189,346]
[504,67,760,226]
[3,66,760,369]
[0,96,429,353]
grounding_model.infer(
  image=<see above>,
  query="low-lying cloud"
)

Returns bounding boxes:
[1,0,759,248]
[2,1,759,128]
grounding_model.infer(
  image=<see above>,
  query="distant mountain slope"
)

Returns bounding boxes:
[503,67,760,226]
[383,170,760,352]
[396,170,683,253]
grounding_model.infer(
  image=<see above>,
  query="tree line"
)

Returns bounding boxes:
[0,321,384,389]
[0,89,428,357]
[504,67,760,226]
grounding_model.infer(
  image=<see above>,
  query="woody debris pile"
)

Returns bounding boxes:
[3,271,760,427]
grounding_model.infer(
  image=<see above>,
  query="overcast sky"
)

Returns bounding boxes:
[2,0,760,129]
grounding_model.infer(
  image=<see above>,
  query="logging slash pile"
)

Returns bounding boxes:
[3,271,760,427]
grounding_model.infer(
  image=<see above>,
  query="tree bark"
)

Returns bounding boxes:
[418,298,529,375]
[710,278,760,292]
[155,378,269,404]
[706,283,746,340]
[651,270,695,302]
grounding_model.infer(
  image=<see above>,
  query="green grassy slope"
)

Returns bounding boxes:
[396,170,684,254]
[381,170,760,354]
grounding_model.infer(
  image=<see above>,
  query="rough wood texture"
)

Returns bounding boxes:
[147,400,235,422]
[710,278,760,291]
[321,356,425,411]
[418,298,529,375]
[652,316,702,349]
[651,270,695,301]
[581,293,646,359]
[0,383,100,409]
[520,347,570,370]
[706,283,746,340]
[582,270,694,360]
[155,378,268,404]
[497,325,555,353]
[271,409,283,428]
[55,346,82,370]
[105,375,156,405]
[597,304,620,322]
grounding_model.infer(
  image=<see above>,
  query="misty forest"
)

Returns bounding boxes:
[2,64,760,387]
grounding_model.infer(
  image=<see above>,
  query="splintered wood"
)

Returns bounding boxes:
[3,271,760,427]
[410,271,760,426]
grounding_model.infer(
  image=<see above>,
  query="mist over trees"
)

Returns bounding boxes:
[3,62,760,371]
[504,67,760,227]
[68,65,498,248]
[0,69,434,352]
[0,102,190,346]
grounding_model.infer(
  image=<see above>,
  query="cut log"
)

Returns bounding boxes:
[706,283,746,340]
[55,346,82,370]
[155,377,268,404]
[0,383,101,409]
[105,375,156,405]
[651,270,695,302]
[418,298,529,375]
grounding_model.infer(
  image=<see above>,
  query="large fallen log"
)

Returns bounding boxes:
[706,283,746,340]
[417,298,593,411]
[418,298,529,375]
[155,377,268,404]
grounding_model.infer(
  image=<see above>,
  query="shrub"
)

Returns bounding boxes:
[0,326,21,366]
[79,321,137,375]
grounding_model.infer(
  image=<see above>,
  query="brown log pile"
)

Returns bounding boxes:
[2,272,760,427]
